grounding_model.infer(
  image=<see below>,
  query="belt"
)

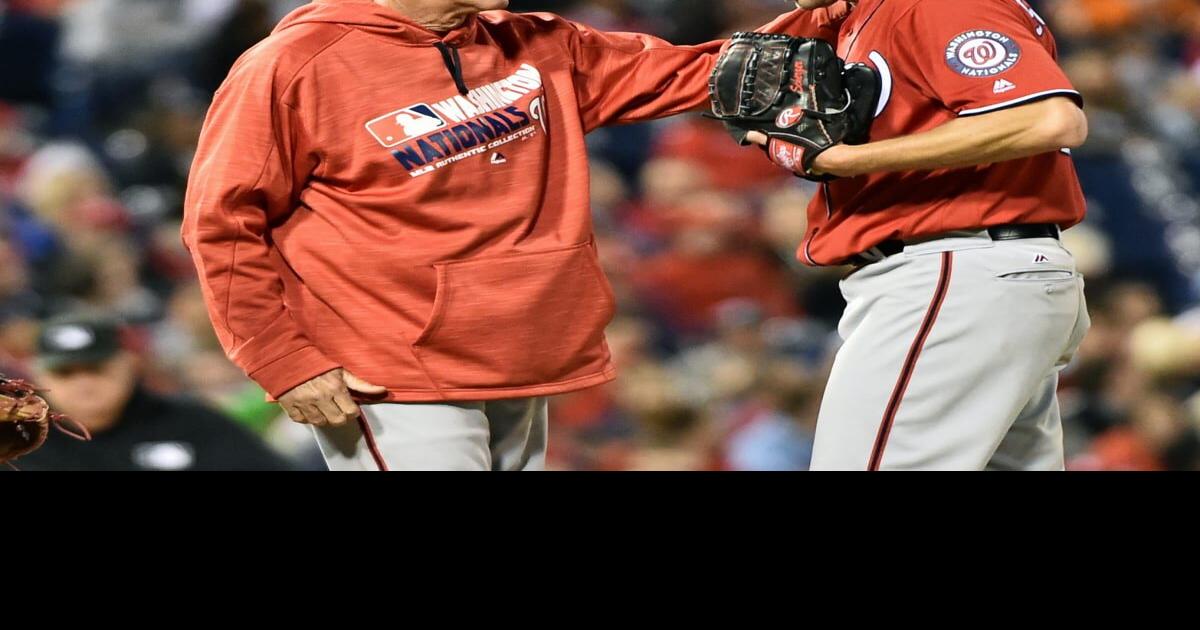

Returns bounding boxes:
[846,223,1060,268]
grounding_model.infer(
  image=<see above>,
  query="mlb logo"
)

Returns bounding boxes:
[365,104,446,148]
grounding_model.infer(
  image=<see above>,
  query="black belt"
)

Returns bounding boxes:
[846,223,1060,268]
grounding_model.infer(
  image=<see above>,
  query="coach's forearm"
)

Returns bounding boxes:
[816,96,1088,177]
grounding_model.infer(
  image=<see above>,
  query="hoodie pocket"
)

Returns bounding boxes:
[412,242,617,391]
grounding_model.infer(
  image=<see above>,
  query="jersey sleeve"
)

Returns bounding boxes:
[181,55,341,399]
[554,16,723,132]
[893,0,1081,116]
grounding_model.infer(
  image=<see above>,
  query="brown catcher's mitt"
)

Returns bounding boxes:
[0,375,89,466]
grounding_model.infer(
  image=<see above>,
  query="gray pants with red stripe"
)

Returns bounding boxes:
[311,398,547,471]
[812,231,1091,471]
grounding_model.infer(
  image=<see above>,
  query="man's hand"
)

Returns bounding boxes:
[279,368,387,427]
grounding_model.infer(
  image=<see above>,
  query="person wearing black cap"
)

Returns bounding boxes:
[11,313,292,471]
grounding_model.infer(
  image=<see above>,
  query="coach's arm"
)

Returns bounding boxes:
[548,6,845,132]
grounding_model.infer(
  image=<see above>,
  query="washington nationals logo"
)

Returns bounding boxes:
[945,30,1021,77]
[364,64,547,178]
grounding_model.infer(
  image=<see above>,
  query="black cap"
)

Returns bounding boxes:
[36,314,122,370]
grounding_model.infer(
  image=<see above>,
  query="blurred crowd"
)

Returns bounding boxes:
[2,0,1199,470]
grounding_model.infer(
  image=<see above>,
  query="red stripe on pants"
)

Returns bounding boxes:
[868,251,954,471]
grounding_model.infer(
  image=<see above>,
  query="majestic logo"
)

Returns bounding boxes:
[365,64,546,178]
[993,79,1017,94]
[490,152,507,165]
[776,107,804,128]
[945,30,1021,77]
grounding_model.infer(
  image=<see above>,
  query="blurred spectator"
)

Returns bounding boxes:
[10,313,291,471]
[721,362,820,471]
[652,118,793,193]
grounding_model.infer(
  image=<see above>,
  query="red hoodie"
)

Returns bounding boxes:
[182,0,843,402]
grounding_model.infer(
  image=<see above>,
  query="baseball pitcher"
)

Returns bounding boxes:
[712,0,1091,470]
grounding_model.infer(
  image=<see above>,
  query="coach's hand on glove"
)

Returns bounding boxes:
[279,368,387,427]
[708,33,880,181]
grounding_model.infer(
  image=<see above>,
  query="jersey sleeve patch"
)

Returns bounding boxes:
[945,30,1021,77]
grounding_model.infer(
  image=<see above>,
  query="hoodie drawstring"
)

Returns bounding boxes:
[433,42,470,96]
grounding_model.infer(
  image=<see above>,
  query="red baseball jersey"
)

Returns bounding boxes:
[785,0,1087,266]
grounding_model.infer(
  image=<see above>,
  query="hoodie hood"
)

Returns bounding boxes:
[274,0,480,47]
